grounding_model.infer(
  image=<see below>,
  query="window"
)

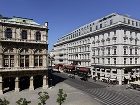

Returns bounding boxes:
[130,58,132,64]
[124,48,127,55]
[36,31,41,41]
[135,48,137,55]
[113,49,116,55]
[102,58,104,64]
[124,18,126,23]
[124,58,126,64]
[130,49,132,55]
[21,30,27,39]
[34,55,43,66]
[96,26,98,30]
[108,48,110,55]
[114,58,116,64]
[3,55,14,67]
[5,28,12,38]
[136,22,138,26]
[135,58,137,64]
[20,55,29,67]
[90,27,92,32]
[98,58,100,64]
[100,24,102,28]
[108,58,110,64]
[132,21,134,25]
[128,19,130,24]
[110,19,113,25]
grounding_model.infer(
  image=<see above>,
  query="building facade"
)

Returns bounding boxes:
[0,15,48,94]
[53,13,140,85]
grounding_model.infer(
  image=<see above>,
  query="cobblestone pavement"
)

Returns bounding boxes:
[0,82,102,105]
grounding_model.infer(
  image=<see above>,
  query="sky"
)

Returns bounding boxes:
[0,0,140,50]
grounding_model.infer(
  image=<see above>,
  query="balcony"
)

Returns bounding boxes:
[1,38,47,44]
[0,67,47,72]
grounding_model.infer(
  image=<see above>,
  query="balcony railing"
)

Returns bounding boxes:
[0,67,47,72]
[1,38,47,44]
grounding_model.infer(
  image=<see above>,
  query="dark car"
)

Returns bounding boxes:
[80,76,88,81]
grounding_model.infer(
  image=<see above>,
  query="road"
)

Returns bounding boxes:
[51,72,139,105]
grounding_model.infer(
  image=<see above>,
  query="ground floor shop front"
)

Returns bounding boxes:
[91,65,140,85]
[0,69,48,94]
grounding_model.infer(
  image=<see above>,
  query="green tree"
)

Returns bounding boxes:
[38,91,49,105]
[16,98,31,105]
[56,89,67,105]
[0,98,10,105]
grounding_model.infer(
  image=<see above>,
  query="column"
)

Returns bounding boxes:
[0,76,3,94]
[29,76,34,90]
[117,69,123,85]
[43,75,48,89]
[15,77,19,92]
[43,55,47,67]
[29,54,34,68]
[14,53,19,68]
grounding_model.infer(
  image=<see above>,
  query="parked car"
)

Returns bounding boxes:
[80,76,88,81]
[68,74,75,79]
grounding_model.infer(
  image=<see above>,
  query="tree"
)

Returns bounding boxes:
[0,98,10,105]
[56,89,67,105]
[16,98,31,105]
[38,91,49,105]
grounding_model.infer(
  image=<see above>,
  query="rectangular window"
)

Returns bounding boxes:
[128,19,130,24]
[110,19,113,25]
[135,48,137,55]
[130,58,132,64]
[135,58,137,64]
[130,49,132,55]
[114,58,116,64]
[124,48,127,55]
[96,26,98,30]
[124,58,126,64]
[108,58,110,64]
[100,24,102,28]
[102,58,104,64]
[114,49,116,55]
[108,48,110,55]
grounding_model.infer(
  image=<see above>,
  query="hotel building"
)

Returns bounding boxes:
[0,15,48,94]
[53,13,140,85]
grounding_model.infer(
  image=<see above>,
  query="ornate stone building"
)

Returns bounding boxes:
[0,15,48,94]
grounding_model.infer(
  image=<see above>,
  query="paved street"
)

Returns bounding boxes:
[54,72,140,105]
[0,77,101,105]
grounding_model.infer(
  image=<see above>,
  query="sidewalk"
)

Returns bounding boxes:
[0,82,102,105]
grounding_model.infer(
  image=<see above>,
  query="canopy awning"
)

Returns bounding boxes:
[130,81,140,85]
[64,65,75,70]
[76,67,90,72]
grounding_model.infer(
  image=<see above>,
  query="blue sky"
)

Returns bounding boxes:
[0,0,140,50]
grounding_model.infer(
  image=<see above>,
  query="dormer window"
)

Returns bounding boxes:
[5,28,12,39]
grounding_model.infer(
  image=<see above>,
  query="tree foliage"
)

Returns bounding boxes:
[16,98,31,105]
[0,98,10,105]
[38,91,49,105]
[56,89,67,105]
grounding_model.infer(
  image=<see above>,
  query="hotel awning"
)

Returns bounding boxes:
[76,67,90,72]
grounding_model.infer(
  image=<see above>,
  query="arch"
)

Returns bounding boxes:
[35,31,41,41]
[5,28,12,38]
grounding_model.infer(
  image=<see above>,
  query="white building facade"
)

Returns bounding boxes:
[53,13,140,85]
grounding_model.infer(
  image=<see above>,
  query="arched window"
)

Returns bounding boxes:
[5,28,12,38]
[21,30,27,39]
[35,31,41,41]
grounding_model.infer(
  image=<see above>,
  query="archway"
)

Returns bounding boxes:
[33,75,43,89]
[19,76,30,91]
